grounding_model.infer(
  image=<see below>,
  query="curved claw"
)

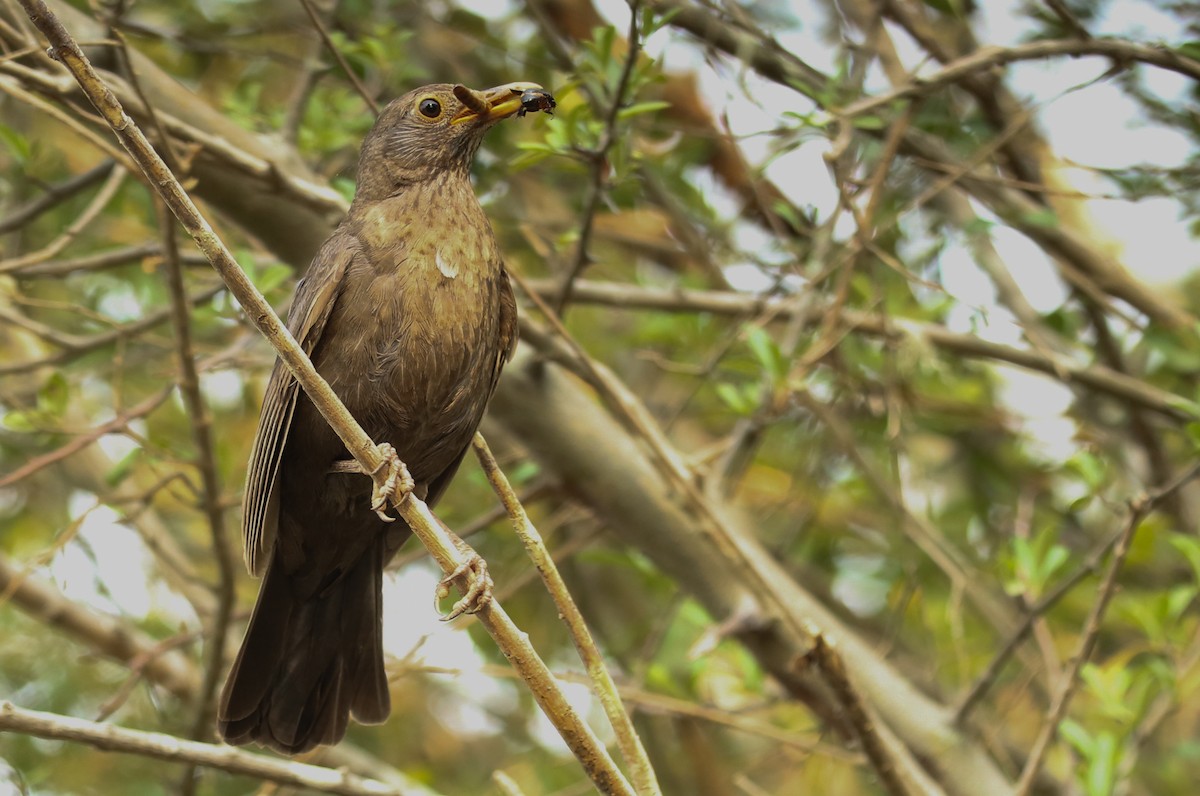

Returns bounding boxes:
[436,554,493,621]
[370,443,414,521]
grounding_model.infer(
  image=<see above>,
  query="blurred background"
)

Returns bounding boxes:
[1,0,1199,794]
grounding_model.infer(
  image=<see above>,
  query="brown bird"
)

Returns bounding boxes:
[217,82,551,755]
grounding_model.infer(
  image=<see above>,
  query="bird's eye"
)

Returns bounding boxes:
[418,98,442,119]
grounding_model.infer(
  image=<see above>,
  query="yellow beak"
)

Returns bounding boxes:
[450,82,553,125]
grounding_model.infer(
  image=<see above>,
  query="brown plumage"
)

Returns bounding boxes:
[217,82,547,755]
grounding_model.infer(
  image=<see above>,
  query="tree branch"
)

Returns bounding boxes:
[0,702,406,796]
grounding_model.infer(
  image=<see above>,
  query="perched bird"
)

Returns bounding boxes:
[218,82,552,755]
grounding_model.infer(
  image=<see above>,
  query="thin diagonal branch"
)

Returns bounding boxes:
[298,0,379,116]
[473,433,662,796]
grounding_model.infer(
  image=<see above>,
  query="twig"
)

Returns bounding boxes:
[0,158,114,234]
[650,0,1194,329]
[799,633,910,796]
[0,162,127,272]
[0,388,171,488]
[1012,461,1200,795]
[298,0,378,115]
[0,72,134,167]
[0,59,348,215]
[473,434,662,796]
[517,279,1197,423]
[9,241,165,277]
[0,284,223,376]
[17,3,631,792]
[155,201,236,754]
[493,771,528,796]
[402,659,857,759]
[553,0,641,314]
[1042,0,1091,40]
[0,554,199,699]
[953,522,1122,725]
[0,551,421,789]
[0,702,401,796]
[799,389,1019,628]
[837,39,1199,120]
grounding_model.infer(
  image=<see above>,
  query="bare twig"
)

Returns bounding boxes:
[0,59,348,215]
[953,522,1123,724]
[799,633,910,796]
[1042,0,1091,39]
[155,202,236,754]
[473,433,662,796]
[0,72,134,167]
[0,702,403,796]
[837,39,1199,120]
[298,0,378,115]
[0,388,171,488]
[649,0,1194,328]
[0,284,223,376]
[0,162,127,272]
[796,390,1020,637]
[0,159,114,234]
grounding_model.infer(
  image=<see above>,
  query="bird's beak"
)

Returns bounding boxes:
[451,82,549,125]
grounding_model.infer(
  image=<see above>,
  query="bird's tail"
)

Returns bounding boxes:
[217,541,389,755]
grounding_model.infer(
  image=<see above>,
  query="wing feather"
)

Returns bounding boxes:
[242,235,360,574]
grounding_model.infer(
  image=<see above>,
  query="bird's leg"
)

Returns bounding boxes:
[328,443,413,521]
[435,529,494,621]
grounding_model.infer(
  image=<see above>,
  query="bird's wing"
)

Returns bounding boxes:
[241,234,359,575]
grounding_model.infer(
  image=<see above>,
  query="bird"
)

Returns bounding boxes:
[217,82,552,755]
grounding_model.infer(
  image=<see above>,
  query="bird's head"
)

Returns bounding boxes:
[354,82,549,199]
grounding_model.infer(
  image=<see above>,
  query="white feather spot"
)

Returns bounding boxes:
[436,249,459,279]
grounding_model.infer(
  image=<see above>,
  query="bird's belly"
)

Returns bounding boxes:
[321,296,499,481]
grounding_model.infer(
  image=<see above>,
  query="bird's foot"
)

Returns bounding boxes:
[436,552,493,621]
[369,443,412,522]
[329,443,414,522]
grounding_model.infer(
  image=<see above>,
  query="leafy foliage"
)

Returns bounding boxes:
[2,0,1200,794]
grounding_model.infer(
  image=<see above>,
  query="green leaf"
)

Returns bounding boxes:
[105,448,143,487]
[37,373,69,418]
[0,124,30,164]
[1021,208,1059,228]
[745,327,787,383]
[715,382,756,415]
[509,149,556,171]
[1086,732,1118,796]
[1,410,37,432]
[1060,718,1094,755]
[1169,534,1200,583]
[1187,421,1200,451]
[616,101,672,121]
[1176,41,1200,61]
[640,6,681,38]
[256,263,293,293]
[1066,450,1107,490]
[1167,584,1197,622]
